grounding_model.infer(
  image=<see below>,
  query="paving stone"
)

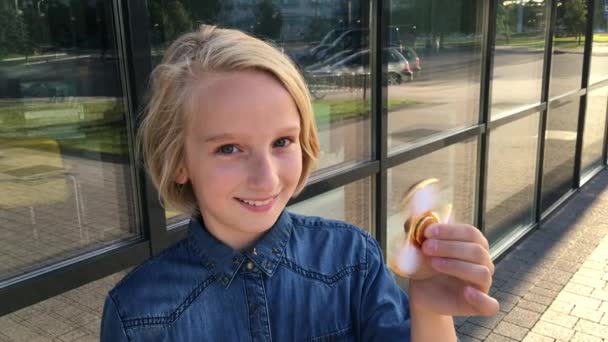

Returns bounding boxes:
[540,309,578,328]
[467,311,506,330]
[531,321,575,341]
[529,286,560,299]
[516,300,548,314]
[555,292,602,309]
[494,321,529,340]
[523,292,554,306]
[456,334,482,342]
[570,305,604,322]
[575,268,606,280]
[503,307,542,329]
[563,282,594,295]
[521,331,555,342]
[547,300,574,314]
[484,332,518,342]
[457,322,491,340]
[571,331,603,342]
[574,319,608,338]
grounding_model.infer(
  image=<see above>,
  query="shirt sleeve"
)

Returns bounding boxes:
[100,293,130,342]
[359,235,411,341]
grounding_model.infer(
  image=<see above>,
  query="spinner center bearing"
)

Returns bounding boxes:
[405,210,440,247]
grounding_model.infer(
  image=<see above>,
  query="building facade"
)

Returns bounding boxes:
[0,0,607,338]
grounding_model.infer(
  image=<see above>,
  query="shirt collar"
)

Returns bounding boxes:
[187,211,293,289]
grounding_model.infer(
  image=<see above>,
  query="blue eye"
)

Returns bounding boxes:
[274,137,292,148]
[217,144,240,154]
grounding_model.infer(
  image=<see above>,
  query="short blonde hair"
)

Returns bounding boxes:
[138,25,320,215]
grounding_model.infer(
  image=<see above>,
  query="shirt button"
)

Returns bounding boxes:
[246,261,254,271]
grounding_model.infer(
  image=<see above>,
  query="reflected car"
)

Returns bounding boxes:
[307,48,413,85]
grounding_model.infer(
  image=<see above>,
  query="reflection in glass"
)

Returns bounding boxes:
[387,139,477,285]
[492,0,547,116]
[387,1,483,150]
[288,178,373,232]
[581,86,608,177]
[485,114,539,246]
[147,1,374,227]
[147,0,371,171]
[550,0,586,97]
[542,98,580,212]
[590,0,608,84]
[0,0,139,281]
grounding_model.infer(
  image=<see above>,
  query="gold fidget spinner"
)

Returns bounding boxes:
[388,178,452,278]
[401,178,442,247]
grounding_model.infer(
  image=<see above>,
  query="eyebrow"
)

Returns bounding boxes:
[202,126,301,143]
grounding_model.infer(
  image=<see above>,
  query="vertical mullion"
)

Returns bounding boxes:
[121,0,168,255]
[534,0,557,223]
[371,0,388,253]
[476,0,495,233]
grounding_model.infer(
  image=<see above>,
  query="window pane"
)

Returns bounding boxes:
[387,1,483,151]
[288,178,373,233]
[492,0,547,116]
[485,114,539,246]
[147,1,374,227]
[542,98,580,212]
[387,139,477,285]
[1,269,130,341]
[590,0,608,84]
[550,0,587,98]
[581,86,608,177]
[0,1,139,281]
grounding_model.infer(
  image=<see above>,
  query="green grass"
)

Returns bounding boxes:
[313,98,417,126]
[1,97,416,156]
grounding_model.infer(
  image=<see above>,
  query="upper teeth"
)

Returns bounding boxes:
[241,198,273,206]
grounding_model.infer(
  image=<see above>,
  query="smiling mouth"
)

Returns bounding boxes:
[236,196,278,207]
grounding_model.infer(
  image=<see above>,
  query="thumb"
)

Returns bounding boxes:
[464,286,499,316]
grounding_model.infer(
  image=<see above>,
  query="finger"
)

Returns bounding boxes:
[464,286,500,316]
[430,258,493,292]
[422,240,493,273]
[424,223,489,251]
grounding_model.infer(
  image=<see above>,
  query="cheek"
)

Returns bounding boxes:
[279,150,303,186]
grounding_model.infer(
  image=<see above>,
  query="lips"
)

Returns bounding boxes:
[235,195,280,212]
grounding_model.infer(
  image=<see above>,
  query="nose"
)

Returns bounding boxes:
[247,151,279,193]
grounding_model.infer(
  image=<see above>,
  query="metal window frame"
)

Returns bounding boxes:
[3,0,608,317]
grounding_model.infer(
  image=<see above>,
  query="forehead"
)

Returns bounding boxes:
[186,70,301,136]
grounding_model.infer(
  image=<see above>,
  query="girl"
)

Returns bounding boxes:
[101,25,498,341]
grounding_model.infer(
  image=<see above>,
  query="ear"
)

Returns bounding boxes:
[175,162,189,184]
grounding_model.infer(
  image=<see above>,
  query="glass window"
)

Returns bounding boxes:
[590,0,608,84]
[387,139,477,286]
[146,0,373,226]
[485,114,540,246]
[581,86,608,177]
[1,269,130,341]
[387,1,484,151]
[492,0,547,116]
[550,0,587,98]
[288,178,373,233]
[542,98,580,212]
[0,0,139,281]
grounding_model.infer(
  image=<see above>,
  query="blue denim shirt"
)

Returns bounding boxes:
[101,211,411,341]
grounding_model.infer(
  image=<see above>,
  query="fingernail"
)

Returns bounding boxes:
[466,287,478,301]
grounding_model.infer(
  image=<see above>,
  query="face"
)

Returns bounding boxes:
[177,70,303,251]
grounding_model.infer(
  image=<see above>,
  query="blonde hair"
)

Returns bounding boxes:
[138,25,320,215]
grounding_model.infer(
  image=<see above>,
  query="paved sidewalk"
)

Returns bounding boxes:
[456,171,608,341]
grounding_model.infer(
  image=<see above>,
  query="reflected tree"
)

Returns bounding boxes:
[0,7,30,57]
[254,0,283,40]
[559,0,587,44]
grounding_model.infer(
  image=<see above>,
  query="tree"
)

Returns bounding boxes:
[0,7,31,57]
[561,0,587,45]
[254,0,282,40]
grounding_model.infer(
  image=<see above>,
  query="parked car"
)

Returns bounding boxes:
[307,48,413,84]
